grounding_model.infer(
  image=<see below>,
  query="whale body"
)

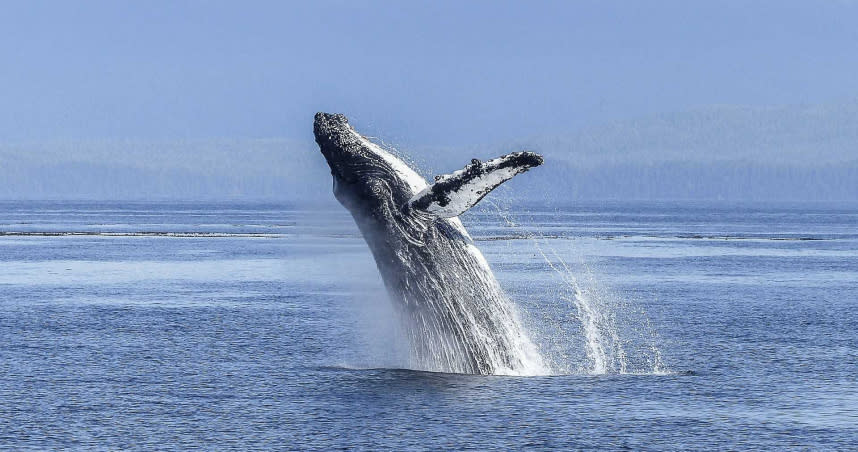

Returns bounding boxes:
[314,112,546,375]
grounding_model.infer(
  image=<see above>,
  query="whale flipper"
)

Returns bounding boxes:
[408,151,543,218]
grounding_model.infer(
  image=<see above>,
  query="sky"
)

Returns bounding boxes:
[2,0,858,146]
[1,1,857,202]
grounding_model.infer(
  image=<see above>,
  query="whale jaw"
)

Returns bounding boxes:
[313,113,368,184]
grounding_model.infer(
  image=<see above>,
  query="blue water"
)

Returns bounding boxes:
[1,200,857,450]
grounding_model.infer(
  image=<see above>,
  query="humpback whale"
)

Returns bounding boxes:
[314,112,546,375]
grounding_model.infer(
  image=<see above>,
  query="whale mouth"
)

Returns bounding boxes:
[314,112,359,183]
[314,112,349,135]
[314,112,355,153]
[314,112,403,189]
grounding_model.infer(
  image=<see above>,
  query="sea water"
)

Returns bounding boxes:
[1,200,856,450]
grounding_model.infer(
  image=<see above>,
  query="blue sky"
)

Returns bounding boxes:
[2,0,857,145]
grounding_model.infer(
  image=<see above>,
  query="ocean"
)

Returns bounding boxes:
[1,200,856,450]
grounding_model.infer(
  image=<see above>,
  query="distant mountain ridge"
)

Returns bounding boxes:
[1,101,856,202]
[415,99,858,167]
[539,101,858,166]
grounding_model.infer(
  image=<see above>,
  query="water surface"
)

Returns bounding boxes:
[1,201,856,450]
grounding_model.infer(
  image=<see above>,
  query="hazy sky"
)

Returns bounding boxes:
[2,0,857,145]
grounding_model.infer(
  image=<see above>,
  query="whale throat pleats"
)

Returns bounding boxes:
[407,151,544,218]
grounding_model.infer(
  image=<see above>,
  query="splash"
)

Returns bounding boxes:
[340,136,664,376]
[484,199,668,375]
[389,214,551,376]
[342,140,551,376]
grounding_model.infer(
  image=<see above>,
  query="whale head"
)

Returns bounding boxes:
[314,112,426,215]
[314,112,544,226]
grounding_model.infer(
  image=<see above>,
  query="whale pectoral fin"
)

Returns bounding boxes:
[407,151,544,218]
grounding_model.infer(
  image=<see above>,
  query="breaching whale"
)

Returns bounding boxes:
[314,112,546,375]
